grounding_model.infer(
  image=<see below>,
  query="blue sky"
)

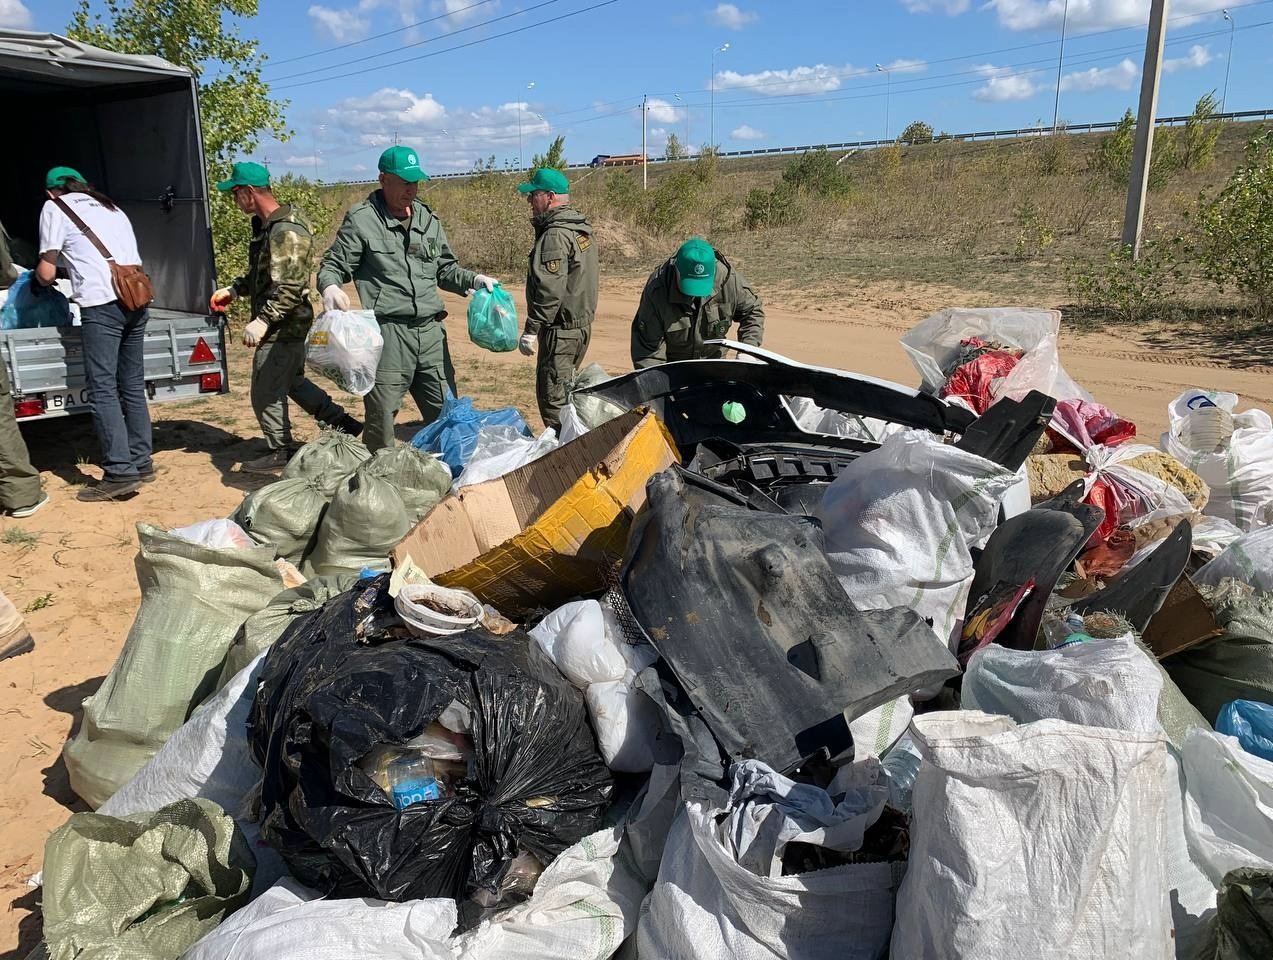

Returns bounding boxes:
[12,0,1272,180]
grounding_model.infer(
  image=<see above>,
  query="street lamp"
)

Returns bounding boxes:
[710,42,729,151]
[1222,9,1235,111]
[674,93,690,150]
[875,63,891,140]
[518,80,535,170]
[1052,0,1070,133]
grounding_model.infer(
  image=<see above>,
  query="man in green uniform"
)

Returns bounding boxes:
[318,146,498,451]
[212,162,360,473]
[516,167,598,431]
[630,238,765,369]
[0,217,47,520]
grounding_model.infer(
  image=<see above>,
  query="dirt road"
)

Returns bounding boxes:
[2,279,1270,956]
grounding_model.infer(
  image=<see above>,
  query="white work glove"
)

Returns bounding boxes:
[471,274,498,293]
[209,287,236,313]
[518,333,537,357]
[322,284,350,313]
[242,318,269,348]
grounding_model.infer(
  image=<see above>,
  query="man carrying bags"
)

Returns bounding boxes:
[516,167,598,432]
[212,162,360,473]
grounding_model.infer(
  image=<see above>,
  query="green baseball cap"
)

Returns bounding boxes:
[517,167,570,195]
[215,161,271,191]
[45,166,85,189]
[378,145,429,183]
[675,238,717,297]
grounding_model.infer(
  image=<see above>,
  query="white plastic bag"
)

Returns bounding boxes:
[454,425,558,488]
[1084,442,1197,532]
[1162,389,1273,531]
[901,306,1091,406]
[1192,524,1273,595]
[168,518,254,551]
[1181,727,1273,885]
[892,711,1173,960]
[815,429,1018,652]
[305,309,384,396]
[529,600,627,687]
[784,396,892,443]
[557,403,590,444]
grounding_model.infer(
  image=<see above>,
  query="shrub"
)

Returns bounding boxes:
[529,135,567,172]
[781,147,852,199]
[642,170,698,235]
[1089,109,1179,190]
[1066,240,1180,324]
[1178,92,1223,171]
[900,120,934,145]
[744,181,799,230]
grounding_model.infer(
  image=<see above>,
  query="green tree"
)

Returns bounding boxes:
[1178,92,1223,171]
[529,135,567,172]
[899,120,934,145]
[69,0,292,298]
[664,133,686,161]
[1089,109,1179,190]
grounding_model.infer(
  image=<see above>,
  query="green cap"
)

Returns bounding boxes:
[517,167,570,194]
[378,145,429,183]
[215,161,271,191]
[675,238,717,297]
[45,166,85,189]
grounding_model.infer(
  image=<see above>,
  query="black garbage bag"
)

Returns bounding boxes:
[1195,868,1273,960]
[248,578,612,905]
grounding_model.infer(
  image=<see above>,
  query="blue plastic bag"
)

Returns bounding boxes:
[466,282,519,352]
[1216,699,1273,761]
[0,271,73,330]
[409,392,530,477]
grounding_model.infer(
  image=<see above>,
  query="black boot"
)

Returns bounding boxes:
[333,414,364,438]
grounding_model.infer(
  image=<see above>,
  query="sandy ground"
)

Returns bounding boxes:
[2,278,1271,957]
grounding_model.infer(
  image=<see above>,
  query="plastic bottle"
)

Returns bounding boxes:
[387,753,443,810]
[880,731,923,814]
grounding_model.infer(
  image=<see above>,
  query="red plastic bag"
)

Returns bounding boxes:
[940,349,1022,415]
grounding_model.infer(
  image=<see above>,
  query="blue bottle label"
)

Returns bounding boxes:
[391,777,441,809]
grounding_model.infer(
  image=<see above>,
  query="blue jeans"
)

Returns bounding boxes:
[80,301,153,481]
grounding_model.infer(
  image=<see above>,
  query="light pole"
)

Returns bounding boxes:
[518,80,535,170]
[710,42,729,152]
[674,93,690,153]
[1222,9,1235,111]
[642,94,648,190]
[1052,0,1070,132]
[875,63,892,140]
[312,123,326,182]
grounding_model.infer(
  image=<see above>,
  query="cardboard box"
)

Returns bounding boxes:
[392,410,679,615]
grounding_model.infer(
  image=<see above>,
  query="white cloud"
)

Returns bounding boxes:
[1060,58,1138,92]
[972,63,1039,102]
[884,58,927,75]
[645,98,683,123]
[286,154,322,167]
[712,3,758,29]
[988,0,1219,33]
[0,0,32,28]
[899,0,970,13]
[1163,44,1213,74]
[431,0,488,28]
[731,124,766,140]
[349,163,370,172]
[308,3,374,40]
[716,62,851,96]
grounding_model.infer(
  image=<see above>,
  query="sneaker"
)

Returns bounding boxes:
[0,624,34,662]
[242,449,291,474]
[334,414,364,438]
[76,478,143,502]
[4,493,49,518]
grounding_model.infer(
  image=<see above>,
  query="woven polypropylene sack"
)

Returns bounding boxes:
[304,472,410,578]
[1165,587,1273,725]
[42,797,255,960]
[233,476,329,564]
[357,444,453,523]
[63,524,283,808]
[282,427,371,498]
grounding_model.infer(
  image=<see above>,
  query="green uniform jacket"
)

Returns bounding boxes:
[317,191,475,321]
[524,205,598,334]
[231,204,314,342]
[630,251,764,368]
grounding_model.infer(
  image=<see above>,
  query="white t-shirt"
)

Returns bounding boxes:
[38,194,142,308]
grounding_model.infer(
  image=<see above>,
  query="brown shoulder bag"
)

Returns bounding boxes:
[53,197,154,311]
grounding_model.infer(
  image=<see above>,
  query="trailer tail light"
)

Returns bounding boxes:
[189,337,216,365]
[200,372,223,393]
[14,398,46,418]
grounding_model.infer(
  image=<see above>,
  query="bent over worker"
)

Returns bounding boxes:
[630,238,764,369]
[516,167,598,431]
[318,146,498,451]
[211,162,361,474]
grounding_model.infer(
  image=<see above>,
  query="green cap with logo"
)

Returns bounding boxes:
[378,145,429,183]
[675,238,717,297]
[45,166,85,190]
[215,161,271,191]
[517,167,570,195]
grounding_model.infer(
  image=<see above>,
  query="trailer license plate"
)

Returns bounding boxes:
[49,389,89,411]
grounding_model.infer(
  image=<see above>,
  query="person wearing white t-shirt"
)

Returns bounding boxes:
[35,166,153,502]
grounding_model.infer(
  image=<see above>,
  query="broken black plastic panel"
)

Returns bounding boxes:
[621,466,960,774]
[1066,519,1193,632]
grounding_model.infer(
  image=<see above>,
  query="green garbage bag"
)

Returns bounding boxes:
[281,427,370,498]
[232,477,329,565]
[467,282,519,352]
[41,797,255,960]
[356,444,452,524]
[64,525,284,808]
[303,472,410,579]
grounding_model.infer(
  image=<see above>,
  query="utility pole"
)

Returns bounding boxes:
[1121,0,1169,259]
[641,94,648,191]
[710,42,729,151]
[875,63,892,140]
[1052,0,1070,132]
[1221,9,1235,111]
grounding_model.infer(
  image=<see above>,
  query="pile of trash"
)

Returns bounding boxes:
[34,312,1273,960]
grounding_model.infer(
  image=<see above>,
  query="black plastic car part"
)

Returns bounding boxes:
[620,466,960,774]
[1066,519,1193,632]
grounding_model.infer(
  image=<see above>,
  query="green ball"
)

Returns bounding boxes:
[721,401,746,424]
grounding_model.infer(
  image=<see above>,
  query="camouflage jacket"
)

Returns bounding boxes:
[524,204,598,333]
[232,204,315,342]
